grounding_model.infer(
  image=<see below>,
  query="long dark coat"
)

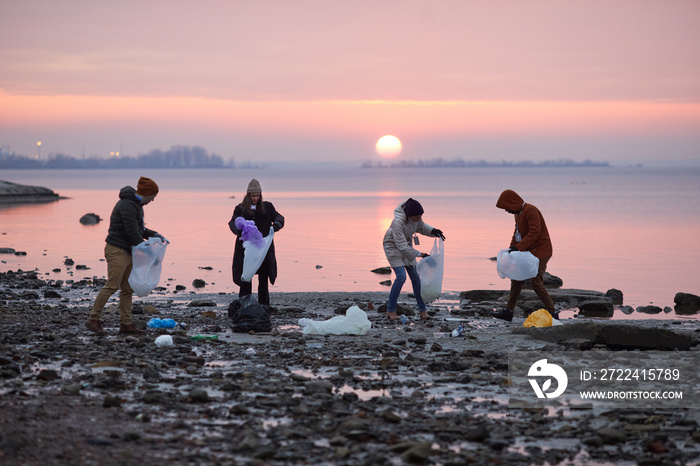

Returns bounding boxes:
[228,201,284,286]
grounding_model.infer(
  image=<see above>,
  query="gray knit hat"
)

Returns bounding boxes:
[247,179,262,194]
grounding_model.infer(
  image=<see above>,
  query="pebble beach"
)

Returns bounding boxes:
[2,266,700,465]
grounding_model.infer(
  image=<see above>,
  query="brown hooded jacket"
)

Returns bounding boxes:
[496,189,552,259]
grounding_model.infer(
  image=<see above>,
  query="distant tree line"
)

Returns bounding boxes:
[0,145,234,169]
[362,158,610,169]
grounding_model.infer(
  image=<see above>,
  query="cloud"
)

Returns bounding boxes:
[1,1,699,101]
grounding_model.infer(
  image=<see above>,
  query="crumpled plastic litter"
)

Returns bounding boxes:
[147,318,177,328]
[235,217,264,247]
[523,309,553,328]
[298,306,372,335]
[155,335,173,347]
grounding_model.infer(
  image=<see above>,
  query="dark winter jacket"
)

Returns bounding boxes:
[105,186,158,253]
[229,201,284,286]
[496,189,552,259]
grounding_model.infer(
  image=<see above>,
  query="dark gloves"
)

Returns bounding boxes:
[431,229,446,241]
[508,245,518,253]
[273,223,282,232]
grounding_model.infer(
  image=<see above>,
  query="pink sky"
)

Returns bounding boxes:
[1,0,699,165]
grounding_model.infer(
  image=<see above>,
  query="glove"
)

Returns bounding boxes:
[155,233,169,243]
[273,223,281,232]
[431,229,446,241]
[508,245,518,253]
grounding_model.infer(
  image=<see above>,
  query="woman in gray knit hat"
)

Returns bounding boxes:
[228,179,285,305]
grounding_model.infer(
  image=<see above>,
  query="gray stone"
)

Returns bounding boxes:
[189,299,217,307]
[371,267,391,274]
[636,305,663,314]
[512,321,692,350]
[0,180,59,203]
[460,290,507,302]
[79,213,102,225]
[578,299,614,318]
[523,272,563,289]
[188,388,209,403]
[674,292,700,315]
[304,380,333,394]
[605,288,624,305]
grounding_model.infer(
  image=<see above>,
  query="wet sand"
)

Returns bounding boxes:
[1,271,700,465]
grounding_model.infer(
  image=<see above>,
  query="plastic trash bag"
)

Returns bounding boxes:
[147,318,177,328]
[496,249,539,281]
[235,218,274,282]
[155,335,173,347]
[417,238,444,303]
[523,309,553,328]
[228,294,272,333]
[129,237,168,297]
[298,306,372,335]
[234,217,264,247]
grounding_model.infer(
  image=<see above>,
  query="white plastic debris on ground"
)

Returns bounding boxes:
[298,306,372,335]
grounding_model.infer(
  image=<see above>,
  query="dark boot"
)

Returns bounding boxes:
[490,308,514,322]
[85,319,106,334]
[119,323,146,335]
[549,310,560,320]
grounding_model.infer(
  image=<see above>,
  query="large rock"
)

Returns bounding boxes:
[523,272,563,289]
[636,305,662,314]
[605,288,624,305]
[79,213,102,225]
[578,299,614,318]
[460,290,507,302]
[0,180,59,203]
[512,321,693,350]
[674,292,700,315]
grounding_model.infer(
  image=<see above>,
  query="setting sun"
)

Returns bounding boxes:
[375,135,402,158]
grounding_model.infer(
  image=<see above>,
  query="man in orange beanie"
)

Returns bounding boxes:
[491,189,558,322]
[86,176,165,335]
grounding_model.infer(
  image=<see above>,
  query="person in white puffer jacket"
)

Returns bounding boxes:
[382,198,445,321]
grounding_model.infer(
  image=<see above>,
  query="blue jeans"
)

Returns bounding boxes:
[388,265,426,313]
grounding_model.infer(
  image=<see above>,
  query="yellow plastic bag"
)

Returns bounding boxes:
[523,309,553,328]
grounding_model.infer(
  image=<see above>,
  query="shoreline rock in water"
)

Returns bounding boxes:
[0,180,60,203]
[1,268,700,464]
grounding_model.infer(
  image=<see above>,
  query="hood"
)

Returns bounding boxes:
[393,202,408,221]
[496,189,525,212]
[119,186,139,202]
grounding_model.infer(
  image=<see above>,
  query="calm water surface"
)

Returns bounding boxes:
[1,166,699,316]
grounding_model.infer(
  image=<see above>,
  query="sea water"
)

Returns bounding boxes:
[1,166,699,313]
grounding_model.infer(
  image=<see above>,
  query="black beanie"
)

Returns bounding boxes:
[404,198,424,217]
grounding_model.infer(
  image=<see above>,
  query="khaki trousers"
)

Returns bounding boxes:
[507,256,555,313]
[90,243,134,325]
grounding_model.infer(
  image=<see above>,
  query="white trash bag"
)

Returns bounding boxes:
[496,249,539,281]
[417,238,444,303]
[235,217,275,282]
[298,306,372,335]
[128,237,168,297]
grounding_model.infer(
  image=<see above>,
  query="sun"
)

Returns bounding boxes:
[376,135,402,158]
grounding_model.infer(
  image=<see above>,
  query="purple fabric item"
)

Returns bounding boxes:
[234,217,264,247]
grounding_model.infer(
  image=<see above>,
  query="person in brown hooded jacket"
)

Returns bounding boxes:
[491,189,558,322]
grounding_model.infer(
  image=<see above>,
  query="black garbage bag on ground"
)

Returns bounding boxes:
[228,295,272,333]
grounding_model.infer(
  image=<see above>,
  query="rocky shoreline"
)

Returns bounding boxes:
[1,269,700,464]
[0,180,61,204]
